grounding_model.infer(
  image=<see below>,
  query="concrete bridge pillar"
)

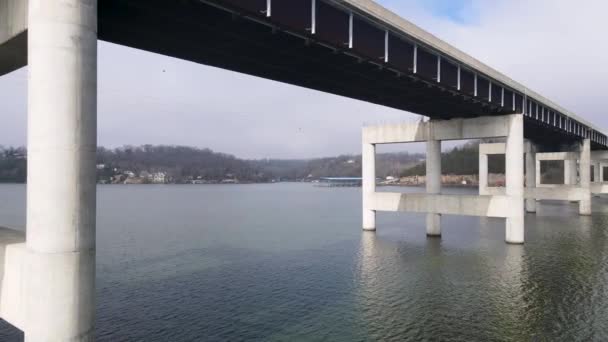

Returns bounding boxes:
[362,114,525,243]
[25,0,97,341]
[593,162,600,182]
[478,146,488,196]
[525,142,537,213]
[426,138,441,237]
[362,143,376,231]
[535,158,542,187]
[579,139,591,215]
[564,159,577,185]
[505,115,524,244]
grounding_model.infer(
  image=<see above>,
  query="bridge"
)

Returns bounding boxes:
[0,0,607,340]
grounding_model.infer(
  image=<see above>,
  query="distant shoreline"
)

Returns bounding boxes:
[0,181,484,188]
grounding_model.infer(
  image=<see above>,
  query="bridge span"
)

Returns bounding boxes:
[1,0,607,341]
[2,0,607,148]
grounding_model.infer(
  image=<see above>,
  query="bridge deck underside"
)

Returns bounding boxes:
[98,0,598,149]
[100,1,500,118]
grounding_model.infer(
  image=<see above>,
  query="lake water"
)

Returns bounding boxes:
[0,183,607,341]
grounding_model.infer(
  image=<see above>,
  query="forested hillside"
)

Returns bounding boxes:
[251,152,423,180]
[0,145,423,183]
[401,141,505,176]
[97,145,262,183]
[1,142,521,184]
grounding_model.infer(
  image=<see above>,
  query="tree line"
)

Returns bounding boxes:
[4,142,566,184]
[400,141,505,176]
[0,145,424,183]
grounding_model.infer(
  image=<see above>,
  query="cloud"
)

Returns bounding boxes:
[385,0,608,129]
[0,0,606,158]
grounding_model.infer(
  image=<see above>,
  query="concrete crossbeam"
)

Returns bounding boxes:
[479,143,506,155]
[524,186,588,201]
[591,183,608,194]
[483,187,506,196]
[371,193,511,218]
[536,152,579,161]
[591,151,608,160]
[474,186,589,201]
[362,115,516,144]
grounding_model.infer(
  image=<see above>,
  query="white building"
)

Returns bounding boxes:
[152,172,167,184]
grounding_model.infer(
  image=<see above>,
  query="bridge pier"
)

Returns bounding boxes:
[525,142,537,213]
[25,0,98,341]
[590,152,608,196]
[362,142,376,231]
[564,159,577,185]
[362,114,525,244]
[523,141,593,215]
[426,138,441,237]
[593,161,600,182]
[579,139,592,215]
[505,115,525,244]
[478,145,489,196]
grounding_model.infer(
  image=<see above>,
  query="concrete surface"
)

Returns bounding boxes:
[362,143,376,231]
[25,0,98,340]
[504,114,524,244]
[362,114,525,244]
[363,115,515,144]
[426,138,441,237]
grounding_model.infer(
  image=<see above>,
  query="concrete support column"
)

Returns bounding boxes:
[564,160,573,185]
[26,0,97,341]
[505,115,524,244]
[362,143,376,231]
[426,139,441,237]
[479,150,488,195]
[525,143,536,213]
[564,159,577,185]
[535,159,542,187]
[579,139,591,215]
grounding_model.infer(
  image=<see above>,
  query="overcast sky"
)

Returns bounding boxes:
[1,0,607,159]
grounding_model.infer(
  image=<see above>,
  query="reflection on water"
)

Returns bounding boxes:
[0,184,607,341]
